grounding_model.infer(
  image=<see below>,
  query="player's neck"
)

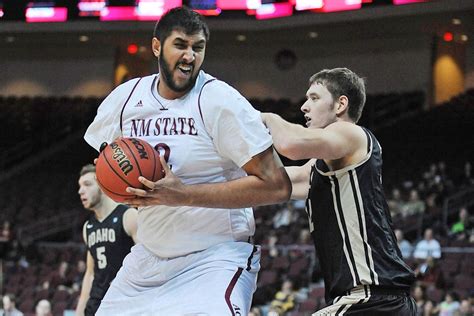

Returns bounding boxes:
[93,198,119,222]
[157,76,187,100]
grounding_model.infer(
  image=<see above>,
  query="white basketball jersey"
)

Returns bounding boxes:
[84,71,272,258]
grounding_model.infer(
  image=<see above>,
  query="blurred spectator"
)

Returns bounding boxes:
[423,300,435,316]
[298,228,312,245]
[387,188,405,219]
[413,285,428,316]
[395,229,413,259]
[267,231,279,258]
[50,261,72,289]
[402,189,425,217]
[437,161,450,184]
[415,256,445,289]
[267,306,280,316]
[456,299,473,316]
[272,202,297,229]
[450,207,472,241]
[423,193,443,232]
[414,228,441,260]
[248,307,262,316]
[458,162,473,188]
[37,280,50,292]
[433,291,460,316]
[292,199,305,210]
[5,240,21,262]
[71,259,87,291]
[34,299,52,316]
[1,294,24,316]
[270,280,296,315]
[0,220,12,257]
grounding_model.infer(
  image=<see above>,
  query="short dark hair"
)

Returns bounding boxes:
[80,164,96,176]
[153,6,210,44]
[309,68,366,123]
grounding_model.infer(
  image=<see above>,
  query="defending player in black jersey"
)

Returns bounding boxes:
[262,68,416,315]
[75,164,138,316]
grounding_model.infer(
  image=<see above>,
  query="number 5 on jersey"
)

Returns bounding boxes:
[97,246,107,269]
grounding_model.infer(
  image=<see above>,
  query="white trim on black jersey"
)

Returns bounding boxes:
[318,131,379,288]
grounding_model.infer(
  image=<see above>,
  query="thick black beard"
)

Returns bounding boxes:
[159,51,199,94]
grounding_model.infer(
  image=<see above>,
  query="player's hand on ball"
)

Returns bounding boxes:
[94,142,108,165]
[125,156,188,207]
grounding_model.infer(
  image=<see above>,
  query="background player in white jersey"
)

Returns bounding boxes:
[262,68,416,315]
[84,6,291,315]
[75,164,137,316]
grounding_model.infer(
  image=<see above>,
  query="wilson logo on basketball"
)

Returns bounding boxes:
[110,142,133,175]
[130,138,149,159]
[96,137,163,203]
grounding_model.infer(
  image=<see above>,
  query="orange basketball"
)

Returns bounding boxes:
[95,137,164,202]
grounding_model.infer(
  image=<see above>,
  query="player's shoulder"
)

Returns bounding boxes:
[116,74,154,92]
[118,205,137,222]
[197,71,248,109]
[106,75,154,102]
[327,121,366,137]
[122,206,138,217]
[197,71,238,95]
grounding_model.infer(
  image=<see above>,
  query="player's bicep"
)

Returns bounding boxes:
[82,222,88,245]
[242,146,283,181]
[86,251,94,275]
[299,123,364,160]
[240,146,291,203]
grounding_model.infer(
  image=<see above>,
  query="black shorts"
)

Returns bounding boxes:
[85,297,101,316]
[316,286,417,316]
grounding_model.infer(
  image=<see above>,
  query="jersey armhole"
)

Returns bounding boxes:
[82,221,89,244]
[197,78,217,129]
[119,77,143,133]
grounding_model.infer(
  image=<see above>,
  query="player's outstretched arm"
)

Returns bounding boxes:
[262,112,365,161]
[123,208,138,243]
[125,146,291,208]
[75,224,95,316]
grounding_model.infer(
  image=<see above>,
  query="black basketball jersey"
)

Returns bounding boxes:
[305,127,415,303]
[85,204,134,301]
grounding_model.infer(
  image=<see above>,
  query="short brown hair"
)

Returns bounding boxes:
[79,164,96,177]
[309,68,366,122]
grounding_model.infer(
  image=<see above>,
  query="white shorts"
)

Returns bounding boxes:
[96,242,260,316]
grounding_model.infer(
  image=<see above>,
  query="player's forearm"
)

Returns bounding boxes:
[262,113,306,160]
[285,164,311,200]
[185,169,290,208]
[75,273,93,315]
[127,147,291,208]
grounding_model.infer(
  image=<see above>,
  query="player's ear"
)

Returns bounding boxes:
[152,37,161,58]
[336,95,349,116]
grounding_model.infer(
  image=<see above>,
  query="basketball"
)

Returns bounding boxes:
[95,137,164,202]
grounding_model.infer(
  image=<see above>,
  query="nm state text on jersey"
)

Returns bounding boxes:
[129,118,199,137]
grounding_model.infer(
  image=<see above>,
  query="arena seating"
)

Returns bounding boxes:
[0,89,473,315]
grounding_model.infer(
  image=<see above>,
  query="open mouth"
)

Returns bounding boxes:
[177,63,193,76]
[305,116,311,126]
